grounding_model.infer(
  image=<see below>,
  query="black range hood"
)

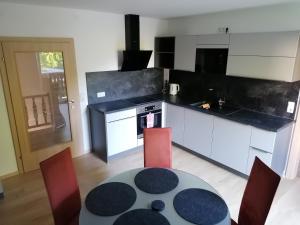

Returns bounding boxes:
[120,14,152,71]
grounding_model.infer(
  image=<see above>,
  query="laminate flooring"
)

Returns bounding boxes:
[0,146,299,225]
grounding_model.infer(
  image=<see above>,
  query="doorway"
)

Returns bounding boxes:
[0,38,83,173]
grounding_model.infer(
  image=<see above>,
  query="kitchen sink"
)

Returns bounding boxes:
[190,101,241,115]
[208,104,241,115]
[190,101,207,107]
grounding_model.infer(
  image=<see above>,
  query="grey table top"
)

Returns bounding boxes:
[79,168,231,225]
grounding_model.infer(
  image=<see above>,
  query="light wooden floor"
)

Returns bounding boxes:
[0,146,300,225]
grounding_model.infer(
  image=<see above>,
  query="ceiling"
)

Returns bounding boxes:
[0,0,297,18]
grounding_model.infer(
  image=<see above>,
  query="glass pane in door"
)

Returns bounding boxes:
[15,52,72,151]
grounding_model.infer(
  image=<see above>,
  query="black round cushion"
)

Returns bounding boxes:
[85,182,136,216]
[173,188,228,225]
[151,200,165,211]
[134,168,179,194]
[113,209,170,225]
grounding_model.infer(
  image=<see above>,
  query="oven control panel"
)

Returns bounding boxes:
[137,102,162,114]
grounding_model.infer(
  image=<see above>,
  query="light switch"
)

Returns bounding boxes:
[97,92,106,98]
[287,101,295,113]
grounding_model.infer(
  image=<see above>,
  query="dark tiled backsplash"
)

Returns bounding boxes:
[86,68,163,104]
[170,70,300,120]
[225,77,300,119]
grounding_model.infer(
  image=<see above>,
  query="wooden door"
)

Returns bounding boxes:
[1,38,83,172]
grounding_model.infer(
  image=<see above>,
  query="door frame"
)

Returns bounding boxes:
[0,37,81,174]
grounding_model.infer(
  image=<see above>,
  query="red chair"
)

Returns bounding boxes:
[231,157,281,225]
[143,128,172,168]
[40,148,81,225]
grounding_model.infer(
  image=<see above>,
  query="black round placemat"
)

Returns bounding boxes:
[173,188,228,225]
[134,168,179,194]
[85,182,136,216]
[113,209,170,225]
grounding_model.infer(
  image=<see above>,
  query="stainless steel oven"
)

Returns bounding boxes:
[137,102,162,139]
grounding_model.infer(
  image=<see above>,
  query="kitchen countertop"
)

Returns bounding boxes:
[88,99,136,113]
[88,94,163,113]
[88,94,294,132]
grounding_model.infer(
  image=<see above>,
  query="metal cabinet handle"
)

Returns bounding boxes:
[250,146,272,154]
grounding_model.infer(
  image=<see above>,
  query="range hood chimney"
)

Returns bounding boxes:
[120,14,152,71]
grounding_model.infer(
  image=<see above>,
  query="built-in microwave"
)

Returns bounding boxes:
[195,48,228,75]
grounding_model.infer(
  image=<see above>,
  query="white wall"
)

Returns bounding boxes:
[0,77,18,177]
[168,3,300,35]
[0,2,168,176]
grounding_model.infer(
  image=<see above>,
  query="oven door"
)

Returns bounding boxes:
[137,109,162,138]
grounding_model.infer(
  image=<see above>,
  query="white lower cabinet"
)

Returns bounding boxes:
[184,108,213,157]
[247,147,272,175]
[165,103,185,145]
[211,117,251,174]
[165,104,292,176]
[106,112,137,157]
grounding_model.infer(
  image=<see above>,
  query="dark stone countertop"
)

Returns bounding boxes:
[162,95,294,132]
[88,100,136,113]
[88,94,164,113]
[227,110,293,131]
[88,94,294,132]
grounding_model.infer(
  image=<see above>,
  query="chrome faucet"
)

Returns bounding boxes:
[218,98,226,109]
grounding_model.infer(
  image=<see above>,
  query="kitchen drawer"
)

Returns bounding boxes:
[247,147,272,175]
[106,108,136,122]
[250,127,276,153]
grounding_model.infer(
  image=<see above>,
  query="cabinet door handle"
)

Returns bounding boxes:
[107,116,136,123]
[250,147,272,154]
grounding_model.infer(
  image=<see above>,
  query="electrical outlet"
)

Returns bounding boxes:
[97,92,105,98]
[218,27,226,33]
[287,101,295,113]
[218,27,229,33]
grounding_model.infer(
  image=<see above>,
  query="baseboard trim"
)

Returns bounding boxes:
[172,142,248,179]
[108,146,143,162]
[0,171,19,180]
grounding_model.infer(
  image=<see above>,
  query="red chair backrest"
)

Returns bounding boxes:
[238,157,281,225]
[144,128,172,168]
[40,148,81,225]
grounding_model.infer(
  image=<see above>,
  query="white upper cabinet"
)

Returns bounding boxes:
[174,35,196,72]
[226,56,296,81]
[174,34,230,72]
[227,31,300,82]
[229,32,300,57]
[196,34,229,46]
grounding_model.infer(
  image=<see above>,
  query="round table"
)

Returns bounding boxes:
[79,168,231,225]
